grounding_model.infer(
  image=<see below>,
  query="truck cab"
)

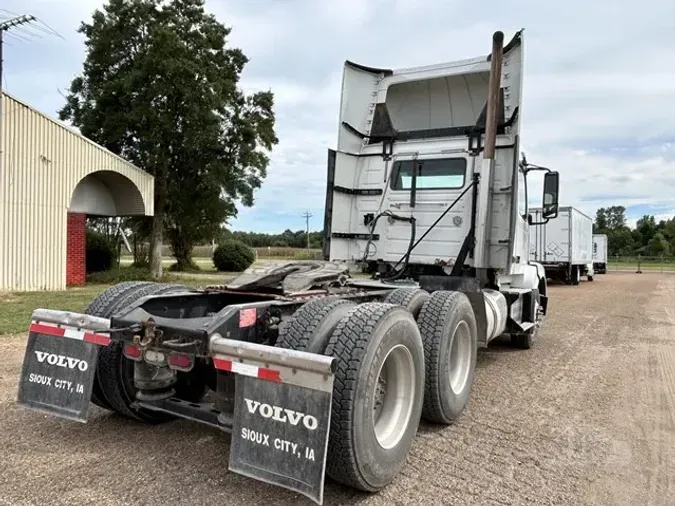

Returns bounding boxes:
[322,30,559,305]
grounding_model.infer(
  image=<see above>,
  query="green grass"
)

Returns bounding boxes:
[119,257,217,270]
[0,266,241,337]
[0,285,111,336]
[607,261,675,271]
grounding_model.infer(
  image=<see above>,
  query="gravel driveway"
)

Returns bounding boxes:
[1,272,673,505]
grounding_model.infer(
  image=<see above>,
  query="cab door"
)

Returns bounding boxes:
[380,154,474,265]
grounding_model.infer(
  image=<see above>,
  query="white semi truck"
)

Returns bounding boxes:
[16,30,559,505]
[593,233,608,274]
[529,205,594,284]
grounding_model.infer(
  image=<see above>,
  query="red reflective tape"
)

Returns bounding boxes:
[213,357,233,372]
[239,308,257,328]
[29,322,110,346]
[83,332,111,346]
[212,356,281,383]
[257,367,281,382]
[29,323,65,337]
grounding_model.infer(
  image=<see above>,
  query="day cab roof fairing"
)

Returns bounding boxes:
[336,29,524,152]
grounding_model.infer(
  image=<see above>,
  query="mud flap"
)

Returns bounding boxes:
[229,377,332,505]
[210,336,335,505]
[16,310,111,423]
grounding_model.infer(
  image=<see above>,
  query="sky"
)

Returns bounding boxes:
[2,0,675,233]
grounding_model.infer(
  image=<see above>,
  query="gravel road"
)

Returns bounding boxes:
[1,272,673,505]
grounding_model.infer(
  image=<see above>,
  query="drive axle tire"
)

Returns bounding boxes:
[383,288,430,320]
[84,281,154,411]
[95,282,187,423]
[275,298,355,354]
[418,291,477,425]
[324,303,424,492]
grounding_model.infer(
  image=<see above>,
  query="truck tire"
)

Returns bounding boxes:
[417,291,477,425]
[324,303,424,492]
[275,298,355,354]
[95,282,188,423]
[572,266,580,285]
[84,281,155,411]
[383,288,430,319]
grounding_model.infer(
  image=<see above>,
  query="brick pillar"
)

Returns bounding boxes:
[66,213,87,286]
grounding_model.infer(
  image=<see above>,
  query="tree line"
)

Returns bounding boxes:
[594,206,675,257]
[225,230,324,249]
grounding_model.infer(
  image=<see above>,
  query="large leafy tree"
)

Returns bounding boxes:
[59,0,278,275]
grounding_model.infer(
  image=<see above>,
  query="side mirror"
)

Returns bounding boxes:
[542,171,559,219]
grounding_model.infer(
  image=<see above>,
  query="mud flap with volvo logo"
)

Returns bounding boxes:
[16,309,111,422]
[210,336,335,505]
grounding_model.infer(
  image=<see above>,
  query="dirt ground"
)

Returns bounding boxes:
[0,272,673,506]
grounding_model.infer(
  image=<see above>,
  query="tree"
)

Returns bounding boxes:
[607,227,635,257]
[594,208,608,232]
[58,0,277,276]
[594,205,626,232]
[635,215,657,253]
[647,232,671,257]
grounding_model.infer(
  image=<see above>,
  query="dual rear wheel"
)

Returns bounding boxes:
[276,288,478,491]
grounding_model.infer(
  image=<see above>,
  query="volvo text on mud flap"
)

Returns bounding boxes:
[16,309,112,422]
[210,336,335,506]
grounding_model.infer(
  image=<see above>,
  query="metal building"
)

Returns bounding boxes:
[0,92,155,291]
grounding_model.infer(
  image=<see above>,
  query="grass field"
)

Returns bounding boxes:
[0,272,235,336]
[607,261,675,271]
[119,256,217,270]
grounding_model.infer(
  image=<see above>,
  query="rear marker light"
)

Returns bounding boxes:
[239,308,257,328]
[123,344,143,361]
[168,353,194,372]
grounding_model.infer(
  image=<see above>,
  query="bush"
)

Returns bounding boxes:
[86,230,118,273]
[213,240,255,272]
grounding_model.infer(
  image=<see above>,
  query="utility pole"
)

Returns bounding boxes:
[302,211,313,250]
[0,15,36,176]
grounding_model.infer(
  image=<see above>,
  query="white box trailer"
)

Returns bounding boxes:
[592,234,608,274]
[529,206,594,284]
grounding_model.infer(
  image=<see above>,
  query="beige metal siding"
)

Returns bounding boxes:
[0,93,155,292]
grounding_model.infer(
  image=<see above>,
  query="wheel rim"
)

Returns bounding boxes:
[449,321,472,394]
[372,344,416,449]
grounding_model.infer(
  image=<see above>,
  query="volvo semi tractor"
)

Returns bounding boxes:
[16,30,558,505]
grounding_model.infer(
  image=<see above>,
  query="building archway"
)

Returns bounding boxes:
[66,171,149,285]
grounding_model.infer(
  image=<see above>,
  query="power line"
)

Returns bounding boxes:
[302,211,313,250]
